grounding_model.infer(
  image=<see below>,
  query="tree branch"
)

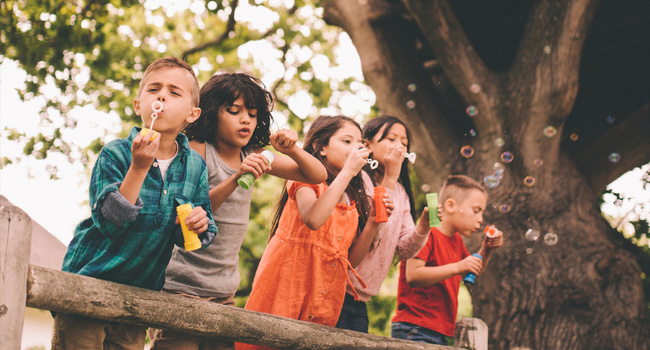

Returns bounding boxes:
[181,0,240,61]
[323,0,461,190]
[572,100,650,194]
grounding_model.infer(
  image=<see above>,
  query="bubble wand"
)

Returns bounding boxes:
[405,152,416,164]
[140,101,163,141]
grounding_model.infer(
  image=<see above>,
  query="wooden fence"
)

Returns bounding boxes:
[0,201,487,350]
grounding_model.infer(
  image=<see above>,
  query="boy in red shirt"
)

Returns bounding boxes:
[391,175,503,345]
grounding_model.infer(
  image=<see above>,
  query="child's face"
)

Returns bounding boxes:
[447,189,486,237]
[134,67,200,134]
[214,95,258,149]
[320,121,363,172]
[365,123,408,167]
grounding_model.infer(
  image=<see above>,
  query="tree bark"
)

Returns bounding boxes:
[323,0,650,349]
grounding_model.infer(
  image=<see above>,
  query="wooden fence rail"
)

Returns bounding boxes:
[0,199,487,350]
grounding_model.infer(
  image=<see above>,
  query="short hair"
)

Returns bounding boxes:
[139,57,200,107]
[439,175,487,206]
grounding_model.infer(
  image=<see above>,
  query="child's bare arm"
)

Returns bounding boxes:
[295,145,369,230]
[120,132,159,204]
[405,255,482,288]
[267,129,328,184]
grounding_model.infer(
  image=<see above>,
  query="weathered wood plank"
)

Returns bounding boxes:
[0,204,33,350]
[26,265,470,350]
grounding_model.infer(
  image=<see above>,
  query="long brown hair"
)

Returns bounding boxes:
[269,115,370,241]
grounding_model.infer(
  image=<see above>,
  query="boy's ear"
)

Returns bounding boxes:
[133,98,141,116]
[185,106,201,124]
[443,198,456,213]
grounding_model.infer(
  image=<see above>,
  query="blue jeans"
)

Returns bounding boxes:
[391,321,448,345]
[335,293,369,333]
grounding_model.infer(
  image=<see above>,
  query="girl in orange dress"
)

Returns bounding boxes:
[238,116,392,350]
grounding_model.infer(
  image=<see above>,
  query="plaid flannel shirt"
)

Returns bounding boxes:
[62,127,217,291]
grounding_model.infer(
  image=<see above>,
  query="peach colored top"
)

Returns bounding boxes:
[238,181,364,350]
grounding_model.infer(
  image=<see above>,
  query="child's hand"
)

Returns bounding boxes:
[175,206,209,234]
[238,153,273,179]
[384,194,395,218]
[270,129,298,155]
[457,254,483,276]
[383,144,405,181]
[342,144,370,177]
[415,207,430,236]
[483,227,504,250]
[131,129,160,170]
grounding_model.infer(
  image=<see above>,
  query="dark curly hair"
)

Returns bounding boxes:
[185,72,274,148]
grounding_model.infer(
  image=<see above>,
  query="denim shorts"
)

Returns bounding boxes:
[335,293,369,333]
[391,321,448,345]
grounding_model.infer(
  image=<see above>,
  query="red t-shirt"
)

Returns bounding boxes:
[392,227,470,336]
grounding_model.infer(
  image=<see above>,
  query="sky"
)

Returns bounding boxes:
[1,1,648,247]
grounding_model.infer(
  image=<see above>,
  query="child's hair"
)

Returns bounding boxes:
[185,72,274,148]
[269,115,370,241]
[362,115,416,221]
[139,56,199,107]
[439,175,487,208]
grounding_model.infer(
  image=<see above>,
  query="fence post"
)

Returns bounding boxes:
[0,203,33,350]
[454,317,488,350]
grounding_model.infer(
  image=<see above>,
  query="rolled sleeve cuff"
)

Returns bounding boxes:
[100,190,143,226]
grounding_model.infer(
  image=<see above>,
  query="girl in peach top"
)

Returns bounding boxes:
[238,116,392,350]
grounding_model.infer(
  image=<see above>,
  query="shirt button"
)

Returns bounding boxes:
[153,162,159,167]
[340,210,346,215]
[331,263,336,267]
[93,204,97,209]
[308,315,314,320]
[322,289,327,294]
[163,190,167,195]
[338,236,342,241]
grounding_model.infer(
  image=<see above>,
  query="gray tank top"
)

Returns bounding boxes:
[163,143,254,297]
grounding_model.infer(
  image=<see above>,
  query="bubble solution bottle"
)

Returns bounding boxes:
[177,203,202,251]
[374,186,388,223]
[426,193,441,227]
[463,253,483,285]
[238,150,275,190]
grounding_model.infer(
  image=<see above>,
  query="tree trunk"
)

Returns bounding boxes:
[323,0,650,349]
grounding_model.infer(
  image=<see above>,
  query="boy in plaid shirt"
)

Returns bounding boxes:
[53,57,217,349]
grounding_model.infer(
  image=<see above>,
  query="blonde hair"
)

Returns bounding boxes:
[439,175,486,207]
[139,57,200,107]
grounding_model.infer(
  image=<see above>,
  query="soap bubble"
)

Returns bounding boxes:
[494,137,505,147]
[483,174,500,189]
[534,158,544,167]
[470,84,481,94]
[493,162,505,172]
[544,232,558,246]
[500,151,514,163]
[421,184,431,192]
[468,129,477,137]
[570,133,579,141]
[406,100,416,109]
[543,126,557,138]
[606,115,615,124]
[524,176,536,186]
[608,153,621,163]
[466,105,478,117]
[408,83,417,92]
[499,203,511,213]
[460,145,475,158]
[526,248,534,254]
[543,45,551,54]
[525,228,540,241]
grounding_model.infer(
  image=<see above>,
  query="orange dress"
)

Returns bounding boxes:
[238,181,365,350]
